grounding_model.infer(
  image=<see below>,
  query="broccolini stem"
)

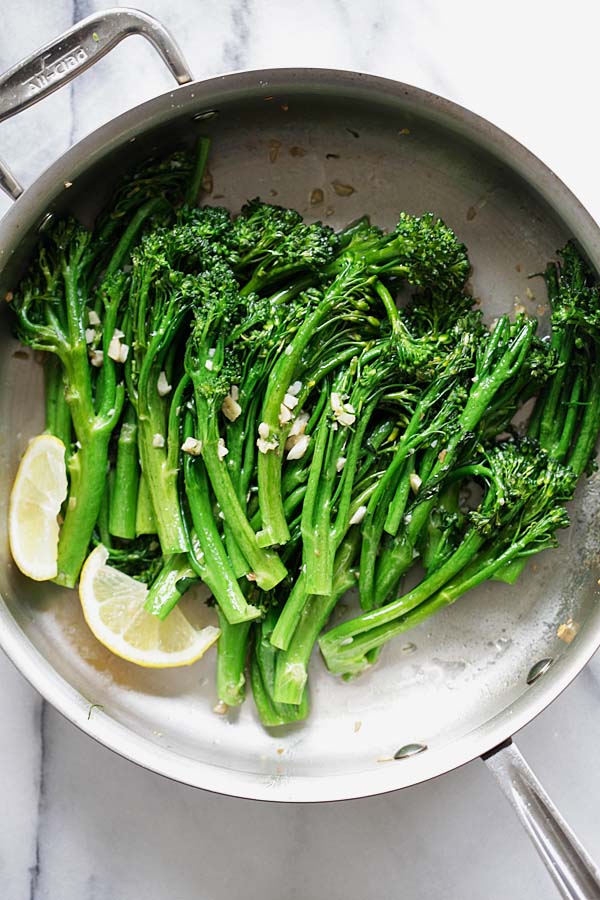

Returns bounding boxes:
[135,468,157,535]
[97,474,113,550]
[109,404,140,540]
[55,433,112,586]
[326,521,564,676]
[273,531,359,705]
[185,137,211,207]
[383,457,413,537]
[257,300,336,548]
[251,615,309,727]
[553,373,583,463]
[45,356,71,449]
[216,611,251,707]
[568,364,600,476]
[319,527,486,674]
[538,333,573,450]
[301,412,335,596]
[269,573,308,651]
[137,370,189,554]
[184,450,261,624]
[103,197,168,280]
[195,395,287,591]
[144,554,197,619]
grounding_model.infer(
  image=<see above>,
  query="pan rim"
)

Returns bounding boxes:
[1,66,599,801]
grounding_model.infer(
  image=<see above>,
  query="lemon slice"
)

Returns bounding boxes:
[9,434,68,581]
[79,545,220,667]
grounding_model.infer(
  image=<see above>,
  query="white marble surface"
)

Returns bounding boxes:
[2,2,600,898]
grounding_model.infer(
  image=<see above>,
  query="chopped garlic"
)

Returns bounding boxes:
[330,391,356,427]
[208,347,216,358]
[113,328,125,339]
[181,437,202,456]
[349,505,367,525]
[230,385,239,402]
[118,343,129,363]
[108,336,122,361]
[152,433,165,448]
[279,403,294,425]
[205,359,214,371]
[286,434,309,460]
[336,457,347,472]
[246,572,257,582]
[409,473,422,494]
[89,350,104,367]
[85,328,96,344]
[213,700,229,715]
[157,371,172,397]
[222,393,242,422]
[283,392,299,410]
[289,412,309,437]
[258,422,270,440]
[217,438,229,460]
[557,620,579,644]
[257,437,278,454]
[288,381,302,396]
[88,310,101,326]
[336,411,356,427]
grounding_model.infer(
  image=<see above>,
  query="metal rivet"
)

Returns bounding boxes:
[394,742,428,760]
[526,657,553,685]
[38,212,54,233]
[193,109,219,121]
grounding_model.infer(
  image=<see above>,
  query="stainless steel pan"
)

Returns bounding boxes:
[1,10,599,897]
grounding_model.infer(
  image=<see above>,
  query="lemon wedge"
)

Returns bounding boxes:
[79,545,220,667]
[9,434,68,581]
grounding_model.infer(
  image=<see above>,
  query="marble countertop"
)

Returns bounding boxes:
[2,2,600,898]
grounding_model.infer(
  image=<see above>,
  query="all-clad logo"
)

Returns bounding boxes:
[22,45,88,94]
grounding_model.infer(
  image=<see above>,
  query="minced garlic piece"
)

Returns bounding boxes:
[279,403,294,425]
[222,393,242,422]
[409,473,422,494]
[286,434,310,460]
[349,505,367,525]
[157,371,172,397]
[181,437,202,456]
[108,336,122,361]
[283,392,299,410]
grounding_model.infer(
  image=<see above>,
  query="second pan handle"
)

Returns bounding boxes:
[0,7,193,199]
[483,739,600,900]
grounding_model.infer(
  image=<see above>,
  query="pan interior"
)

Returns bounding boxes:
[1,81,599,791]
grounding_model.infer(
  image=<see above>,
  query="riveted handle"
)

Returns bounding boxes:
[0,7,192,199]
[483,740,600,900]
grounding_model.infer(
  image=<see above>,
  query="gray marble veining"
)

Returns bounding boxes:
[2,2,600,899]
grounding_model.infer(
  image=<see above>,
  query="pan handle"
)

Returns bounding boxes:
[0,7,192,200]
[483,739,600,899]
